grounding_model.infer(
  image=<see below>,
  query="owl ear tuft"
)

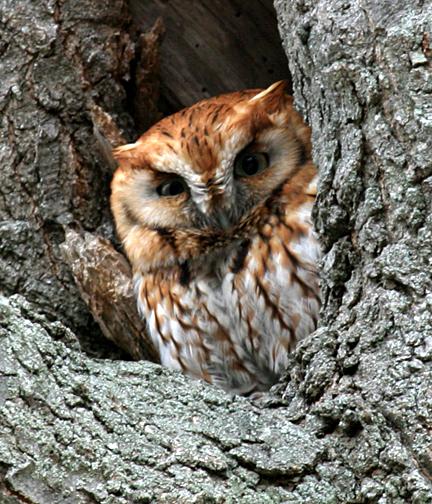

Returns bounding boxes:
[249,80,290,111]
[112,142,139,162]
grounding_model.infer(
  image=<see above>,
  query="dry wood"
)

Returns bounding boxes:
[129,0,291,110]
[131,17,166,132]
[62,227,159,362]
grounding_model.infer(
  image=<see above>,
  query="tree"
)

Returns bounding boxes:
[0,0,431,502]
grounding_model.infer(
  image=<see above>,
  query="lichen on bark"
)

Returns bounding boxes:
[0,294,325,503]
[274,0,432,501]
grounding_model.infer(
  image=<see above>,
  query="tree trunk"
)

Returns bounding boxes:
[0,0,136,355]
[273,0,432,501]
[0,0,431,502]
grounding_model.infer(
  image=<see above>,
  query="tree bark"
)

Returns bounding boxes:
[273,0,432,500]
[0,0,431,502]
[61,227,158,362]
[0,0,135,344]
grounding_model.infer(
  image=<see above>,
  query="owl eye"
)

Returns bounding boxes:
[234,152,269,177]
[156,177,188,197]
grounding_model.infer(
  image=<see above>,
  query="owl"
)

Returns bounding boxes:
[110,81,320,395]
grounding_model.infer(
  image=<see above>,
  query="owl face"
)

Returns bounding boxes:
[111,81,312,273]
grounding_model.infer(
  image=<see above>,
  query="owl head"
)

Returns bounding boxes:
[111,81,312,274]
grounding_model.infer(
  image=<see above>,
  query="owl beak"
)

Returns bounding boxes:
[213,208,233,230]
[200,189,236,230]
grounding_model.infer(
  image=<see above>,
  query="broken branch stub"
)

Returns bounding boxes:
[61,227,159,362]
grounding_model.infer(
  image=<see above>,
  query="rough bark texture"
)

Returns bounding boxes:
[0,295,325,504]
[61,227,158,362]
[0,0,431,502]
[0,0,135,342]
[273,0,432,501]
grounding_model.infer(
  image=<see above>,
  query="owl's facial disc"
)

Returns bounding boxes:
[111,81,313,269]
[130,126,301,234]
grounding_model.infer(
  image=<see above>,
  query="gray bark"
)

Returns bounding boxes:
[0,295,324,503]
[274,0,432,500]
[0,0,431,502]
[0,0,135,345]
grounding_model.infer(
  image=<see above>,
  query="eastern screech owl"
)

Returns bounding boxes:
[111,81,320,395]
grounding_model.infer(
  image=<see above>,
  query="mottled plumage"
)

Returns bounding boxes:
[111,81,320,395]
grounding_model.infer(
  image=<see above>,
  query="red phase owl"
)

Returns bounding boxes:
[111,81,320,395]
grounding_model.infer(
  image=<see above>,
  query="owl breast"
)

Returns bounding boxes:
[136,195,320,395]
